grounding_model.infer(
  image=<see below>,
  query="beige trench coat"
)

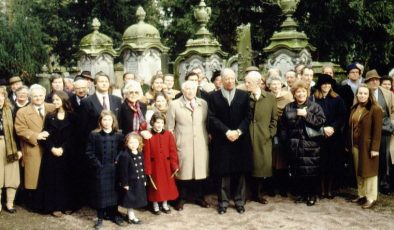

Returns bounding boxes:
[167,97,209,180]
[379,87,394,164]
[14,103,55,189]
[0,138,20,188]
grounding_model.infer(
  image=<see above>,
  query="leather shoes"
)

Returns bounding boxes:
[195,199,210,208]
[351,196,367,205]
[152,209,161,215]
[112,216,125,226]
[161,207,171,214]
[94,219,103,229]
[175,200,185,211]
[257,197,268,205]
[218,207,227,214]
[235,206,245,214]
[294,195,305,204]
[51,211,63,217]
[306,196,316,206]
[127,218,141,224]
[362,200,376,209]
[5,207,16,214]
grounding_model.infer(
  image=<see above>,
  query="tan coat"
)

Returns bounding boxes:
[14,103,55,189]
[167,97,209,180]
[349,103,382,177]
[0,138,20,188]
[379,86,394,164]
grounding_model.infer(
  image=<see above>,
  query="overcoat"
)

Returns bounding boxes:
[143,130,179,202]
[14,103,55,189]
[249,91,278,177]
[208,89,252,176]
[118,101,147,135]
[118,150,147,208]
[377,86,394,165]
[279,100,326,178]
[35,112,75,212]
[166,97,209,180]
[85,130,124,209]
[348,103,383,177]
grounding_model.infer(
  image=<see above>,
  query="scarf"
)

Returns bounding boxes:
[2,107,18,162]
[127,100,147,131]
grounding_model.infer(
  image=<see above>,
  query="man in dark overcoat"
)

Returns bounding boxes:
[208,68,252,214]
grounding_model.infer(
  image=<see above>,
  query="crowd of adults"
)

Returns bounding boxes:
[0,63,394,228]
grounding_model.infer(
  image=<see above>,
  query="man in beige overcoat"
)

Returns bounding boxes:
[15,84,55,205]
[245,71,278,204]
[167,80,210,211]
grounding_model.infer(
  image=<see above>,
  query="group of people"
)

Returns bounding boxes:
[0,63,393,229]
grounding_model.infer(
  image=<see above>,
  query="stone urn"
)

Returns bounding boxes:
[278,0,299,16]
[194,0,211,35]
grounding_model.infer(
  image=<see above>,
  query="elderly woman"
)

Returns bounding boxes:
[267,76,293,197]
[311,74,346,199]
[145,74,165,105]
[166,80,209,210]
[0,86,21,213]
[348,84,382,209]
[279,80,326,206]
[119,80,148,135]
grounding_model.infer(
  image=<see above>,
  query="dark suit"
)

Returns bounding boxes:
[208,89,252,208]
[118,101,147,135]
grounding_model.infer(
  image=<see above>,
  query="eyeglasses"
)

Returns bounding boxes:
[129,91,139,95]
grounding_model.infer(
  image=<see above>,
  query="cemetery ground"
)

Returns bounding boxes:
[1,188,393,230]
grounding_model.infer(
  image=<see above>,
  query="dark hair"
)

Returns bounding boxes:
[380,75,393,90]
[52,90,73,114]
[94,110,119,132]
[49,73,64,85]
[211,70,221,82]
[154,91,170,103]
[123,72,135,81]
[150,112,166,127]
[300,66,313,75]
[94,71,110,84]
[185,71,199,81]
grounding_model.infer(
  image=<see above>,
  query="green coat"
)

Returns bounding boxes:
[249,91,278,178]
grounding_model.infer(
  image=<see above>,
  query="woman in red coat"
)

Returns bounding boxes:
[144,112,179,215]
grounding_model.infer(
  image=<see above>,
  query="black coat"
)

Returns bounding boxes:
[35,112,75,212]
[279,100,326,178]
[80,93,122,136]
[118,101,147,135]
[208,89,252,175]
[312,95,346,174]
[118,150,147,208]
[86,130,124,209]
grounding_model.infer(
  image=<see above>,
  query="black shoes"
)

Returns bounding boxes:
[161,207,171,214]
[218,207,227,214]
[127,218,142,224]
[195,199,210,208]
[112,216,125,226]
[94,219,103,229]
[175,199,185,211]
[235,205,245,214]
[5,207,16,214]
[351,196,367,205]
[306,196,317,206]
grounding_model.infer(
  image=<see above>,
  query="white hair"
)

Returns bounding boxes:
[266,76,283,85]
[29,84,46,95]
[221,68,236,79]
[181,80,198,91]
[123,80,143,96]
[73,79,88,88]
[389,68,394,78]
[245,71,262,83]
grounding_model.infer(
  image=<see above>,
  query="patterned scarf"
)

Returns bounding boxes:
[127,100,146,131]
[2,107,18,162]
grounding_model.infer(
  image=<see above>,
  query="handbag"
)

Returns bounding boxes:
[382,117,394,135]
[305,125,324,139]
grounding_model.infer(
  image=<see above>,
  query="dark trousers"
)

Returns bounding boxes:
[97,205,117,220]
[218,174,246,208]
[295,176,318,197]
[379,134,392,191]
[177,179,206,202]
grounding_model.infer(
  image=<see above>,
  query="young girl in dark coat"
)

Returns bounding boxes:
[118,133,147,224]
[86,110,124,229]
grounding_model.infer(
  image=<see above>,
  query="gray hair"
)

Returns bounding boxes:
[245,71,262,83]
[389,68,394,78]
[123,80,143,96]
[181,80,198,91]
[266,76,283,85]
[15,85,29,95]
[221,68,236,79]
[29,84,46,95]
[73,79,88,88]
[285,70,296,78]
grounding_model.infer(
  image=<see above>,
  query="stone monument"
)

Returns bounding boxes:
[76,18,117,83]
[119,6,169,85]
[174,0,227,85]
[263,0,315,78]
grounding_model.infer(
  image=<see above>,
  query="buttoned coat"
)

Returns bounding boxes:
[167,97,209,180]
[378,86,394,164]
[249,91,278,178]
[208,89,252,176]
[14,103,55,189]
[348,103,383,177]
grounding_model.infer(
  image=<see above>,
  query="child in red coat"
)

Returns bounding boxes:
[144,112,179,214]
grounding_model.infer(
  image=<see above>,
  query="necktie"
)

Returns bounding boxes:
[37,107,44,119]
[190,101,195,111]
[102,96,108,110]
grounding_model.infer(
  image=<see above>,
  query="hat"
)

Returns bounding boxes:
[245,66,259,73]
[364,69,380,82]
[0,79,7,86]
[346,62,361,75]
[211,70,221,82]
[81,70,94,80]
[9,76,22,85]
[315,73,336,88]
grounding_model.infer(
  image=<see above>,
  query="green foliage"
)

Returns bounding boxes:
[0,0,48,82]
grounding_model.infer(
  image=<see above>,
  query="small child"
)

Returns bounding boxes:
[85,110,124,229]
[144,112,179,214]
[118,133,147,224]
